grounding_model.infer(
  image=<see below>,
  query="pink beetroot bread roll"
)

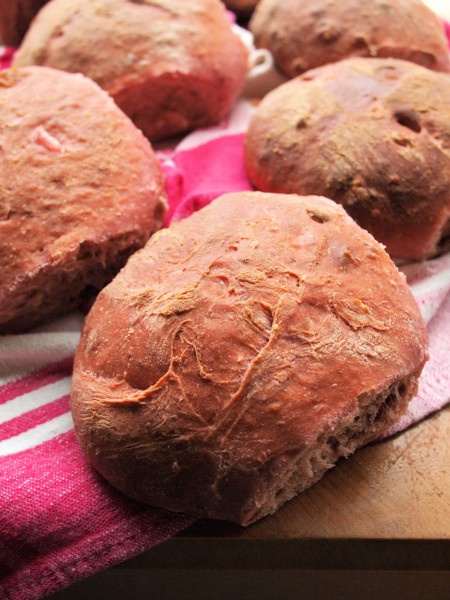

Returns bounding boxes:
[0,66,167,334]
[13,0,249,142]
[71,192,428,525]
[245,57,450,261]
[250,0,450,77]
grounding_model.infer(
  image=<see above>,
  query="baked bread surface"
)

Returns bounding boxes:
[245,57,450,261]
[12,0,249,141]
[0,66,167,333]
[71,192,428,525]
[250,0,450,77]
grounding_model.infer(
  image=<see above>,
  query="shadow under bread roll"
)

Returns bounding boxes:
[223,0,260,19]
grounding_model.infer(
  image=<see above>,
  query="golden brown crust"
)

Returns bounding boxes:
[71,192,428,525]
[13,0,249,141]
[0,0,48,46]
[0,66,167,333]
[245,57,450,261]
[250,0,450,77]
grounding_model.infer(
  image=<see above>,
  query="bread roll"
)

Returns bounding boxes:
[0,0,48,46]
[0,66,167,334]
[250,0,450,77]
[245,57,450,261]
[71,192,428,526]
[13,0,249,141]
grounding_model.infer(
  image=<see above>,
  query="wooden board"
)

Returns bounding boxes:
[49,406,450,600]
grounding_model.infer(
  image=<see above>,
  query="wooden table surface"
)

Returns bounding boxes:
[50,405,450,600]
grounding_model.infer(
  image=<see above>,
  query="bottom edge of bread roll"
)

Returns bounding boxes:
[238,374,418,526]
[79,371,418,527]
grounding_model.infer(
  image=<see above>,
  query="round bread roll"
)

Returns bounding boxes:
[71,192,428,526]
[0,0,48,46]
[12,0,249,142]
[0,66,167,334]
[249,0,450,78]
[245,57,450,261]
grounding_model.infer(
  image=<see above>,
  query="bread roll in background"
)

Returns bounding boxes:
[0,66,167,334]
[245,57,450,262]
[249,0,450,78]
[0,0,48,46]
[71,192,428,526]
[12,0,249,142]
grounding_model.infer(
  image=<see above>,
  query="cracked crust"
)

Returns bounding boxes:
[71,192,428,525]
[0,66,167,333]
[13,0,249,141]
[249,0,450,78]
[245,57,450,261]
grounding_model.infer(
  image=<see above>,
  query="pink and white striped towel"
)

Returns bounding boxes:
[1,28,450,600]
